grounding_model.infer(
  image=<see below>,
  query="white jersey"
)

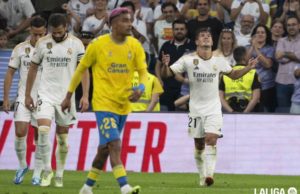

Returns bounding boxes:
[9,40,41,102]
[31,34,85,104]
[170,52,232,116]
[82,15,110,37]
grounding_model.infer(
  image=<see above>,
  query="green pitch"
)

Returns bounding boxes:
[0,170,299,194]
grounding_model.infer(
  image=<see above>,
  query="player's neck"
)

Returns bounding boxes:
[197,47,212,60]
[110,33,127,44]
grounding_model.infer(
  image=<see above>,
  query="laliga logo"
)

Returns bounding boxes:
[254,187,297,194]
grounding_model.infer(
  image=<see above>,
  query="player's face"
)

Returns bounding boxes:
[173,23,187,42]
[196,31,213,48]
[114,13,132,36]
[51,25,67,43]
[30,26,46,46]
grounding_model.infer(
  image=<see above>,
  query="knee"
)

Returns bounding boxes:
[108,141,121,153]
[56,133,68,152]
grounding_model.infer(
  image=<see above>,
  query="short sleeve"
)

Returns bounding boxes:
[79,40,96,68]
[134,40,147,71]
[170,56,186,74]
[8,46,21,69]
[152,76,164,94]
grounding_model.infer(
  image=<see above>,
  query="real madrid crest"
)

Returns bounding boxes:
[193,58,199,70]
[25,47,30,58]
[212,64,217,71]
[67,48,72,55]
[47,42,52,54]
[128,51,132,60]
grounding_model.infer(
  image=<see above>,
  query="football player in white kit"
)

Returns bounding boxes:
[161,27,258,186]
[25,13,89,187]
[3,16,47,186]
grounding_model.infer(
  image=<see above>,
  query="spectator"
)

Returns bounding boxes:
[64,0,94,34]
[0,29,8,49]
[278,0,300,23]
[153,0,184,20]
[32,0,69,21]
[107,0,124,10]
[271,18,285,48]
[234,14,255,47]
[187,0,223,51]
[131,71,164,112]
[121,1,151,64]
[275,16,300,113]
[214,28,237,66]
[82,0,110,37]
[154,2,177,52]
[247,24,276,112]
[155,19,195,111]
[219,46,261,113]
[290,67,300,114]
[231,0,268,33]
[1,0,36,48]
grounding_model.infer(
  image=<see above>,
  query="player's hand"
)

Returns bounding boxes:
[25,96,35,112]
[61,97,71,113]
[79,96,89,113]
[129,90,143,102]
[2,99,10,113]
[162,51,170,67]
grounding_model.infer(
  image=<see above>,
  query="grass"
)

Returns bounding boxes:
[0,170,299,194]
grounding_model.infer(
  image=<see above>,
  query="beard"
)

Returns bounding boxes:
[52,33,67,43]
[174,34,186,42]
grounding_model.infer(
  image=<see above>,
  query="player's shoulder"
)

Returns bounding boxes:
[36,34,52,45]
[13,40,30,51]
[68,33,84,45]
[127,36,141,45]
[183,51,197,59]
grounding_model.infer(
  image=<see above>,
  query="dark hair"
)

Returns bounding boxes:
[161,2,178,13]
[30,16,47,28]
[251,24,272,46]
[286,14,300,25]
[195,27,212,39]
[172,19,187,29]
[233,46,246,63]
[48,13,67,28]
[120,1,135,12]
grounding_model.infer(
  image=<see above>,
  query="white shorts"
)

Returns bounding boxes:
[14,101,38,127]
[36,99,77,127]
[188,114,223,138]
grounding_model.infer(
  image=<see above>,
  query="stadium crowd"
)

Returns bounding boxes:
[1,0,300,114]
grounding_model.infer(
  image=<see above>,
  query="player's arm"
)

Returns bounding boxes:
[3,67,16,113]
[78,69,90,112]
[25,62,39,110]
[227,57,258,80]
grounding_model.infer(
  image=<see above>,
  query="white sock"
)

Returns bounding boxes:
[55,133,68,178]
[15,136,27,169]
[38,126,52,172]
[33,140,43,178]
[194,148,206,182]
[205,145,217,178]
[121,184,132,194]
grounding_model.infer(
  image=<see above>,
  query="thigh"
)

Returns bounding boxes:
[203,114,223,137]
[188,115,205,139]
[14,101,31,122]
[95,112,126,146]
[36,99,55,121]
[54,102,77,127]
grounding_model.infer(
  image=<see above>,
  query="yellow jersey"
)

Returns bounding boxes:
[73,34,147,114]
